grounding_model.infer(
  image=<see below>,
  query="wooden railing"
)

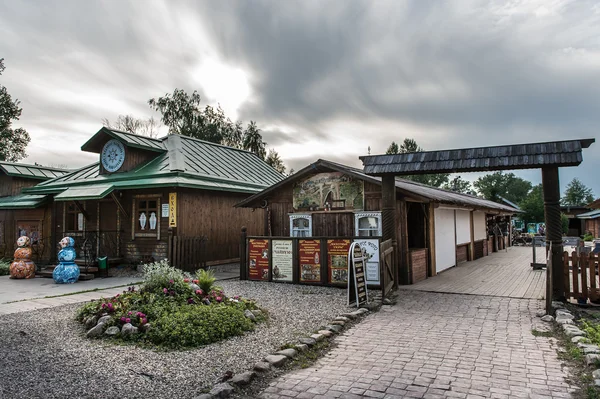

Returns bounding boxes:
[168,235,208,273]
[563,251,599,303]
[380,239,394,300]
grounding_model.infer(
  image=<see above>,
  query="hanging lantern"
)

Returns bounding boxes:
[139,212,147,230]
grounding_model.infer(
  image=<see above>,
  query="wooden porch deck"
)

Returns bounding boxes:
[403,246,547,299]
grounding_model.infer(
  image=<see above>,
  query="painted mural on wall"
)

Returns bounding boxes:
[293,172,364,211]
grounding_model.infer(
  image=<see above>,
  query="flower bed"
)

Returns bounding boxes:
[76,260,264,349]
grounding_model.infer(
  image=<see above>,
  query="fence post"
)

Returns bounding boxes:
[240,227,247,280]
[167,228,173,266]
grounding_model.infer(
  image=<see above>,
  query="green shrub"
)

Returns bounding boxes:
[146,303,254,348]
[140,259,191,295]
[582,320,600,345]
[584,232,594,242]
[195,268,217,294]
[0,259,9,276]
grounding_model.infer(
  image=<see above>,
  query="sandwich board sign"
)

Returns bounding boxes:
[348,242,368,307]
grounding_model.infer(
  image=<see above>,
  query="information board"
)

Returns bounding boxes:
[327,239,351,284]
[272,240,293,282]
[299,239,321,283]
[348,242,368,307]
[353,238,380,285]
[248,239,269,281]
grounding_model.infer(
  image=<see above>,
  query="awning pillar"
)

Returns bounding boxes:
[382,175,399,287]
[542,166,564,303]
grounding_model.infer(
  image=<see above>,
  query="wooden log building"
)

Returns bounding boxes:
[236,159,517,285]
[17,127,284,269]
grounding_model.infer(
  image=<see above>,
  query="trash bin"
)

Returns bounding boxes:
[97,256,108,278]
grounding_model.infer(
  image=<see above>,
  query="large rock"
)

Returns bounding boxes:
[541,315,554,322]
[189,283,200,291]
[552,301,566,309]
[563,326,584,337]
[84,316,98,329]
[535,310,547,317]
[264,354,288,367]
[276,348,297,358]
[140,323,152,333]
[299,337,316,346]
[295,344,308,352]
[331,320,345,326]
[340,313,357,320]
[556,318,573,325]
[230,371,255,386]
[86,323,106,338]
[587,354,600,366]
[334,316,350,322]
[556,310,574,320]
[572,336,588,343]
[105,326,120,336]
[382,298,392,305]
[250,309,263,317]
[592,369,600,380]
[254,362,271,373]
[318,330,333,338]
[310,333,325,342]
[121,323,139,337]
[583,346,600,355]
[209,383,234,398]
[97,315,113,325]
[326,325,343,333]
[244,310,256,322]
[357,308,370,314]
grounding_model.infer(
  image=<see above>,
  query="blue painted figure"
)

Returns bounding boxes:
[53,237,80,284]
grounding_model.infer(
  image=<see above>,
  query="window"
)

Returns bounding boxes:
[65,202,84,232]
[290,214,312,237]
[354,212,382,237]
[133,196,161,239]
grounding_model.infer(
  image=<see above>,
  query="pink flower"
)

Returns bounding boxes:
[233,295,240,300]
[193,279,199,284]
[216,296,222,302]
[169,279,174,284]
[125,318,131,323]
[163,288,168,294]
[127,311,132,316]
[141,317,147,325]
[120,317,126,323]
[184,278,190,283]
[196,289,203,295]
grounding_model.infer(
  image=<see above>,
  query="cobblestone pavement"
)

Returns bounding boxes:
[259,290,574,398]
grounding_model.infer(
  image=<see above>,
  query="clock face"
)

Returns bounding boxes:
[101,139,125,173]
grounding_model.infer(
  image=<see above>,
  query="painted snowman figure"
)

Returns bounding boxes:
[9,236,36,279]
[53,237,80,284]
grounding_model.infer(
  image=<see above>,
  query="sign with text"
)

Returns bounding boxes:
[168,192,177,227]
[272,240,293,282]
[353,238,380,285]
[299,239,321,283]
[348,242,368,307]
[327,239,351,285]
[248,239,269,281]
[161,203,169,218]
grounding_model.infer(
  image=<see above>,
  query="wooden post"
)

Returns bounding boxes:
[167,228,173,266]
[381,175,398,287]
[428,203,436,276]
[240,226,248,280]
[542,166,565,302]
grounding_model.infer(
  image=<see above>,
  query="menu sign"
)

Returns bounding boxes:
[299,239,321,283]
[353,238,380,285]
[272,240,293,282]
[348,242,368,307]
[327,239,351,285]
[248,239,269,281]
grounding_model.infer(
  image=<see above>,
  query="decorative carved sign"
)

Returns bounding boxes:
[293,172,364,211]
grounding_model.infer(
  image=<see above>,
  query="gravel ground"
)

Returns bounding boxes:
[0,281,351,399]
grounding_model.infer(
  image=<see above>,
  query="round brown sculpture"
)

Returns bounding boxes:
[9,236,36,279]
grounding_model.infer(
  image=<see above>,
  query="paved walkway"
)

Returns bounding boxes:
[260,291,574,398]
[403,247,547,299]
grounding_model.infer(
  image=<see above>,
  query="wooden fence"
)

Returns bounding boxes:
[563,251,600,302]
[168,235,208,273]
[380,239,394,300]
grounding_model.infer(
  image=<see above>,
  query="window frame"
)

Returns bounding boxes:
[354,212,382,237]
[289,214,312,237]
[63,202,85,236]
[132,194,161,240]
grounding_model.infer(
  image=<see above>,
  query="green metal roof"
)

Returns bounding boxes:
[24,133,285,196]
[81,127,167,153]
[0,162,69,180]
[54,184,114,201]
[0,194,48,209]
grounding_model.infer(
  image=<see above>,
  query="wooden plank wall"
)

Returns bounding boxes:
[178,189,265,262]
[99,147,157,175]
[0,206,53,262]
[0,175,39,197]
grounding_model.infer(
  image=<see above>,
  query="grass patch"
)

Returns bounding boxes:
[531,329,553,337]
[0,259,10,276]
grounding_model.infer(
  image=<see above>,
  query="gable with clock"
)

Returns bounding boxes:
[101,139,126,173]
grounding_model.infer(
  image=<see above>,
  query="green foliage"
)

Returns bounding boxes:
[519,184,544,225]
[562,178,595,207]
[0,259,9,276]
[195,268,218,294]
[474,172,532,204]
[584,232,594,241]
[443,176,474,194]
[0,58,31,162]
[385,138,450,188]
[561,214,569,235]
[531,329,553,337]
[265,148,286,174]
[140,259,190,295]
[146,304,254,349]
[581,320,600,345]
[242,120,266,159]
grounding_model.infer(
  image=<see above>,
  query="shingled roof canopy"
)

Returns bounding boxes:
[361,139,595,175]
[0,162,69,180]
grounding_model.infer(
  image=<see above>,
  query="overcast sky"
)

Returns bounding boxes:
[1,0,600,195]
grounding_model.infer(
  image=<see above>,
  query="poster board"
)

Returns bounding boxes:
[348,242,368,307]
[327,239,351,285]
[353,238,380,285]
[299,239,321,283]
[272,240,293,282]
[248,239,269,281]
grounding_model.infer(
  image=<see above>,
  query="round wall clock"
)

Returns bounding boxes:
[101,139,125,173]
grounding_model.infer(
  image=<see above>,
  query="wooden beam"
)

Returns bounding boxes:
[73,200,90,221]
[469,211,475,261]
[381,175,398,287]
[428,203,436,276]
[542,166,564,302]
[111,192,130,219]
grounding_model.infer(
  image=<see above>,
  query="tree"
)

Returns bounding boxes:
[562,178,594,206]
[385,138,449,187]
[473,172,532,204]
[0,59,31,162]
[265,149,286,174]
[443,176,474,194]
[242,121,267,159]
[102,114,161,138]
[148,89,206,139]
[519,184,544,224]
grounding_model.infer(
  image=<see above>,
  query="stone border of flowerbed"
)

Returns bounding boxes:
[193,307,373,399]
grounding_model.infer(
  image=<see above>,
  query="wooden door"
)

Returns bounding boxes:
[99,201,119,258]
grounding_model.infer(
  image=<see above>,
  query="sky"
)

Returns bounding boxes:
[1,0,600,196]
